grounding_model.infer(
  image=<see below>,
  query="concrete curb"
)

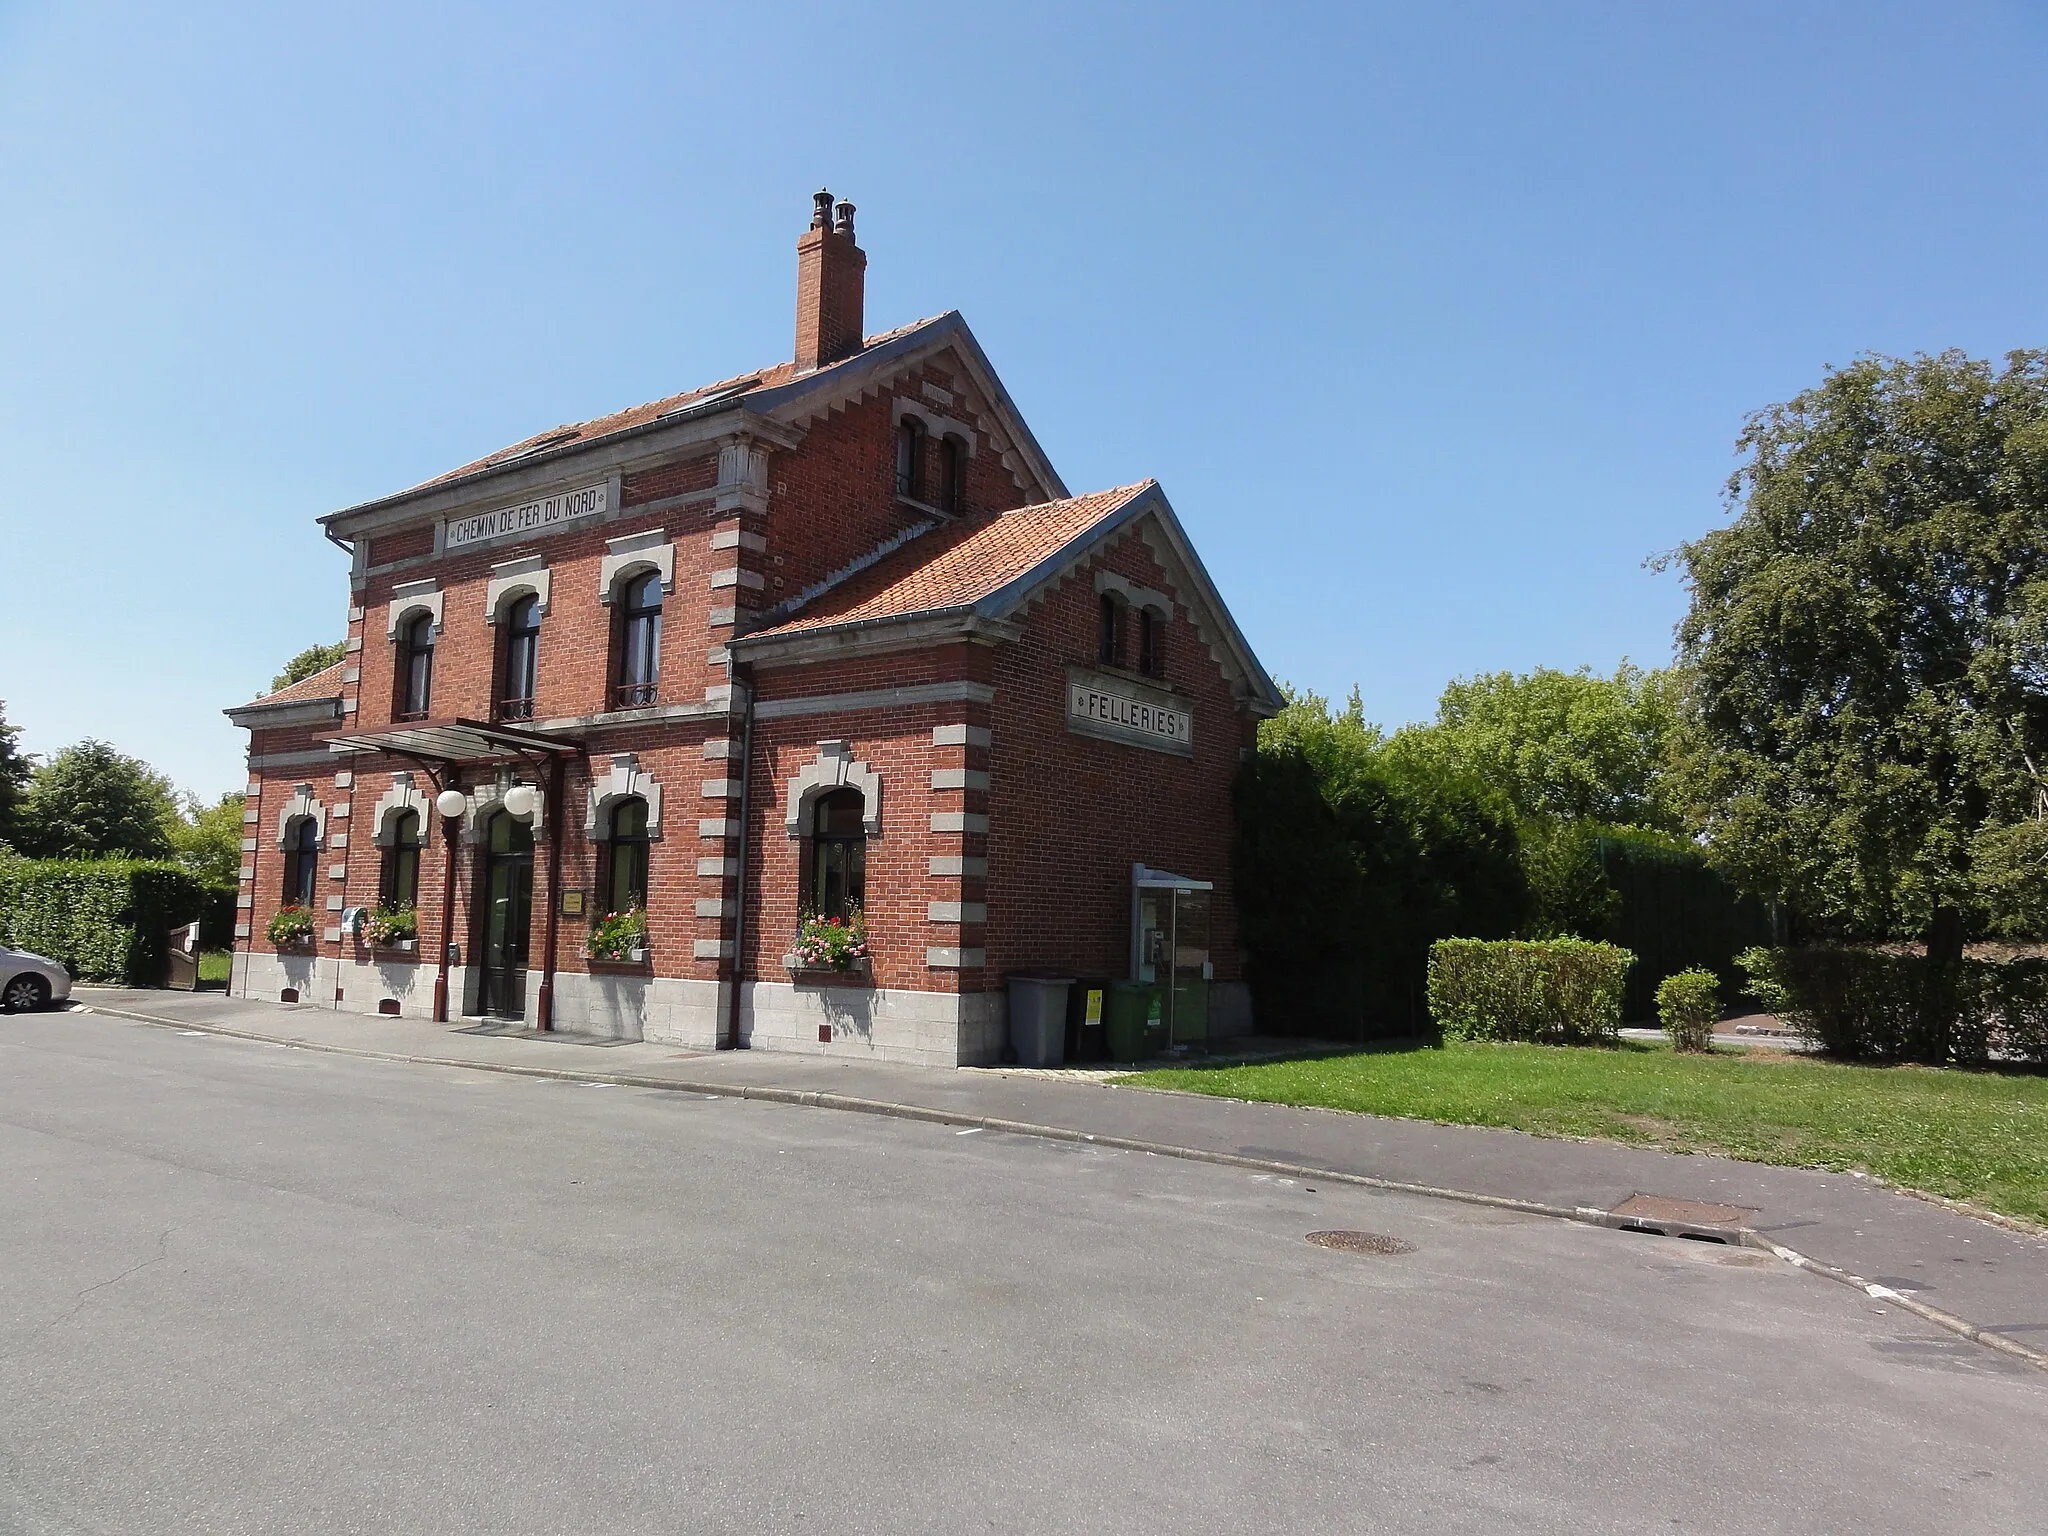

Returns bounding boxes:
[78,1001,2048,1375]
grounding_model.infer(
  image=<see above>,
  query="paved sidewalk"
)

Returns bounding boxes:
[67,986,2048,1362]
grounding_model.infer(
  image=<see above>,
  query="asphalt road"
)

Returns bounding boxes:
[3,1011,2044,1534]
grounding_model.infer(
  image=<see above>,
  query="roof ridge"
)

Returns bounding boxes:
[410,314,958,493]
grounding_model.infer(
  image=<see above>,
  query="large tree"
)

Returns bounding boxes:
[168,791,247,884]
[1671,348,2048,964]
[1384,664,1679,831]
[15,740,178,859]
[0,699,29,847]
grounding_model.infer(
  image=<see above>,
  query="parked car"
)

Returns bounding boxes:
[1,946,72,1012]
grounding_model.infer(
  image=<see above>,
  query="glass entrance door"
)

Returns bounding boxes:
[479,812,533,1019]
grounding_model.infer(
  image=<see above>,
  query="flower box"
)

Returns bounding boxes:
[588,952,651,976]
[587,909,648,965]
[371,939,418,959]
[783,953,873,986]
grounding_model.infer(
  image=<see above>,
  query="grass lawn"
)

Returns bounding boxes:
[1122,1040,2048,1227]
[198,950,232,986]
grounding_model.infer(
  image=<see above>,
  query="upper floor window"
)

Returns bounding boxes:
[1138,608,1164,678]
[396,613,435,721]
[382,810,421,909]
[601,796,651,916]
[613,571,663,709]
[498,594,541,721]
[808,788,866,922]
[940,435,966,515]
[1098,594,1122,667]
[284,817,319,908]
[895,418,924,500]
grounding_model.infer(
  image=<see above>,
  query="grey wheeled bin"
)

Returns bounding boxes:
[1007,975,1075,1068]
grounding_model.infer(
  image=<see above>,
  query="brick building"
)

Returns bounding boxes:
[226,192,1282,1066]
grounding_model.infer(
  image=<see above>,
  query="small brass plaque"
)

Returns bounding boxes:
[560,889,586,917]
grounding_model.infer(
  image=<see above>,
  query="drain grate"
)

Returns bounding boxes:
[1306,1230,1416,1256]
[1610,1193,1758,1228]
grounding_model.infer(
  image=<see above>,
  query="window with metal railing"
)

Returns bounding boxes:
[611,570,662,709]
[496,594,541,721]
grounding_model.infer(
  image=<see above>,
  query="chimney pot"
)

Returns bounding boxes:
[794,189,867,371]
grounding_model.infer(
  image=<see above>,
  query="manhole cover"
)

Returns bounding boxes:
[1306,1230,1415,1256]
[1610,1194,1758,1228]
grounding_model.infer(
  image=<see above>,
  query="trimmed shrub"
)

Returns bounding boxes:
[1655,967,1719,1052]
[1427,937,1634,1045]
[0,858,215,984]
[1978,960,2048,1067]
[1738,947,2048,1068]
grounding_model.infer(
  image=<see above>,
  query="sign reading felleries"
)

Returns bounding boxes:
[1065,667,1194,757]
[443,482,609,551]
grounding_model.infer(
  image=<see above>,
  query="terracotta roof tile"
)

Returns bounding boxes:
[416,315,947,490]
[250,661,346,705]
[749,482,1154,637]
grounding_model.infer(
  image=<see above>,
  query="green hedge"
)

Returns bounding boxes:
[1427,937,1634,1045]
[0,859,232,985]
[1740,947,2048,1067]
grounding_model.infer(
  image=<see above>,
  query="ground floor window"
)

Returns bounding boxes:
[602,796,651,914]
[382,809,421,908]
[808,788,866,920]
[283,817,319,907]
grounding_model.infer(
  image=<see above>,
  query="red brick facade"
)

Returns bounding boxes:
[227,196,1280,1063]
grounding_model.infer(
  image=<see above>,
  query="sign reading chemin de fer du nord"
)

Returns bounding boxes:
[444,482,609,551]
[1065,666,1194,757]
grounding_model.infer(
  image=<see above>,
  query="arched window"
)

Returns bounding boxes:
[940,435,966,514]
[613,571,663,709]
[283,817,319,907]
[396,612,435,720]
[1098,593,1123,667]
[808,788,866,921]
[601,796,651,915]
[382,809,421,909]
[895,418,924,499]
[498,594,541,721]
[1138,608,1164,678]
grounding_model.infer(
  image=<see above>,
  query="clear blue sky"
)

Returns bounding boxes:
[3,2,2044,800]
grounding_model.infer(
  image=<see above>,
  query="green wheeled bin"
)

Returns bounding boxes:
[1103,981,1158,1062]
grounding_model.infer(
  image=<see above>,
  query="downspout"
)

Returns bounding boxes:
[723,666,756,1050]
[536,756,565,1032]
[433,772,461,1023]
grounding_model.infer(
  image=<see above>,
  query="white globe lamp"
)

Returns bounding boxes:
[435,789,468,820]
[502,784,538,819]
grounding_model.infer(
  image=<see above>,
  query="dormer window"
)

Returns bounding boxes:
[895,418,924,499]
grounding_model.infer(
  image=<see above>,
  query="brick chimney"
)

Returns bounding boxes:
[794,189,866,372]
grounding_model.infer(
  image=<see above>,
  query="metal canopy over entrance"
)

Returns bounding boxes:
[1131,863,1214,1051]
[319,717,583,765]
[315,718,584,1033]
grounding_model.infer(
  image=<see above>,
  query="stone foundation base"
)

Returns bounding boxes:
[544,972,725,1047]
[740,981,1006,1068]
